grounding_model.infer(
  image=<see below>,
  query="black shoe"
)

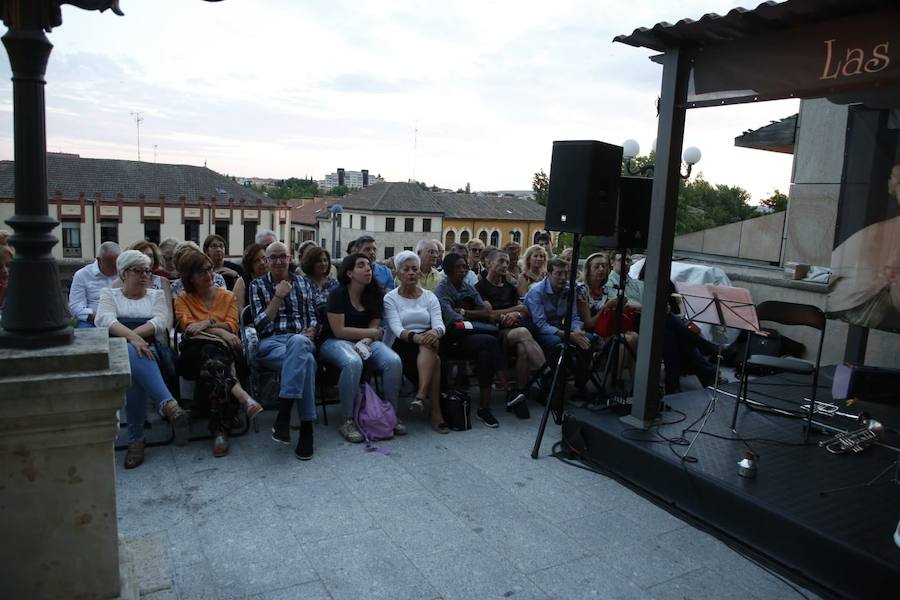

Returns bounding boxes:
[513,401,530,419]
[295,421,314,460]
[477,408,499,428]
[271,399,292,444]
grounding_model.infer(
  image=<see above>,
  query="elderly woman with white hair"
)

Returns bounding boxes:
[96,250,190,469]
[383,250,448,433]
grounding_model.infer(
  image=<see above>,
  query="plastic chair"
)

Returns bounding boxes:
[730,300,825,441]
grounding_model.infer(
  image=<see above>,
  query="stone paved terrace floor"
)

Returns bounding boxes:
[115,390,822,600]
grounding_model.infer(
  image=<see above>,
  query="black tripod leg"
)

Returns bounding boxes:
[531,344,569,459]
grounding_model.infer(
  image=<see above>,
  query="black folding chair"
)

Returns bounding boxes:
[730,300,825,441]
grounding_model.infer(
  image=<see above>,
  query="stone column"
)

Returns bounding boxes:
[0,328,130,599]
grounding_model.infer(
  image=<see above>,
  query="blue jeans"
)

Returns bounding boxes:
[256,333,317,421]
[319,339,402,417]
[124,344,174,443]
[77,320,96,328]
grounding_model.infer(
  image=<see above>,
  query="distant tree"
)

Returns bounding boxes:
[532,169,549,206]
[621,151,656,177]
[465,182,471,194]
[327,185,349,197]
[416,181,429,191]
[675,175,758,235]
[456,188,465,193]
[760,189,788,212]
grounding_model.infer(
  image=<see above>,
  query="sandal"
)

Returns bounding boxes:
[431,421,450,434]
[213,435,229,458]
[245,398,263,420]
[124,441,145,469]
[409,398,425,414]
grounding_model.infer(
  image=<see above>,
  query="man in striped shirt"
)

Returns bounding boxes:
[249,242,319,461]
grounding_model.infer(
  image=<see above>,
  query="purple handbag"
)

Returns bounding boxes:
[353,382,397,443]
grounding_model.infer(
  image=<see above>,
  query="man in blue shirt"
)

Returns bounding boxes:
[356,235,394,291]
[524,257,594,399]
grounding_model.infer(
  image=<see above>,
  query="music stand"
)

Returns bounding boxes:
[673,283,760,462]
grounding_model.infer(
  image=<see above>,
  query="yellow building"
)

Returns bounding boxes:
[437,193,547,250]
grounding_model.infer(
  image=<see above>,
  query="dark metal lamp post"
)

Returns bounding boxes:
[622,138,702,179]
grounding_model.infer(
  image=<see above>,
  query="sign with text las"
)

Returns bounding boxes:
[688,8,900,106]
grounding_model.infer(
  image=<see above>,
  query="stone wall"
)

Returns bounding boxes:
[673,211,786,264]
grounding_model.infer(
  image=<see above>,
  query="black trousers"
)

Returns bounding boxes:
[442,331,502,389]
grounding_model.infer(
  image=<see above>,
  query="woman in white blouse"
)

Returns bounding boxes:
[96,250,190,469]
[383,251,448,433]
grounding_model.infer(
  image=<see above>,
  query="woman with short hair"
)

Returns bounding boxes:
[95,250,188,469]
[233,243,268,315]
[170,241,226,296]
[517,244,548,297]
[116,240,174,328]
[174,250,262,457]
[321,253,404,442]
[301,246,339,319]
[383,251,448,433]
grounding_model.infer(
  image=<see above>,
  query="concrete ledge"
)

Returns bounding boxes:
[0,327,111,378]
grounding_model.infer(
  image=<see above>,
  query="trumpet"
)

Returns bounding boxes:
[819,418,883,454]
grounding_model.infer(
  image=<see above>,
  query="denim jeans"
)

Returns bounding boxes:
[77,320,96,328]
[256,333,317,421]
[535,332,594,389]
[319,339,402,417]
[124,344,174,443]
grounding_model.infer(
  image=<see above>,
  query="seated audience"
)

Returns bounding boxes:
[301,246,339,319]
[174,250,262,457]
[465,239,485,284]
[249,242,318,460]
[414,239,443,291]
[0,244,12,312]
[535,231,555,261]
[233,243,268,315]
[524,257,594,401]
[517,243,548,298]
[69,241,120,328]
[203,234,242,290]
[502,241,522,284]
[170,241,226,296]
[95,250,188,469]
[321,253,404,442]
[114,240,173,328]
[357,235,394,291]
[383,251,448,433]
[435,253,503,428]
[477,249,545,414]
[604,251,643,308]
[0,229,9,246]
[158,237,179,279]
[433,239,445,271]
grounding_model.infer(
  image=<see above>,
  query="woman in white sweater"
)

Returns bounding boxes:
[96,250,190,469]
[383,251,448,433]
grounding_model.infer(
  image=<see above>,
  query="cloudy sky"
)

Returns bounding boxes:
[0,0,797,202]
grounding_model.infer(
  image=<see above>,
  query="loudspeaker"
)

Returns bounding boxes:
[545,140,622,235]
[595,176,653,251]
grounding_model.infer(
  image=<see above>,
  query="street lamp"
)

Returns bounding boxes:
[329,204,343,260]
[622,139,702,179]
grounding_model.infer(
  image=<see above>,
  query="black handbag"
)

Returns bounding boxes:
[440,389,471,431]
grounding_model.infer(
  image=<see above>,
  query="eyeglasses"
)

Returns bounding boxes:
[195,267,213,275]
[128,268,152,275]
[268,254,289,262]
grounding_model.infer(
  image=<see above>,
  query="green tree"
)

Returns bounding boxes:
[327,185,349,197]
[532,169,549,206]
[760,189,788,212]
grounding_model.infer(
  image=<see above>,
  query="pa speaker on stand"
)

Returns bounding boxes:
[545,140,622,236]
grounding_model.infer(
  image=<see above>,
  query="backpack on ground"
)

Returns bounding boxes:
[353,383,397,442]
[440,389,471,431]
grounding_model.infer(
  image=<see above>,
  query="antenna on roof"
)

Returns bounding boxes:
[153,144,158,163]
[412,120,418,183]
[129,111,143,161]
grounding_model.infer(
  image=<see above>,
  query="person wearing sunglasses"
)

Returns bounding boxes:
[96,250,189,469]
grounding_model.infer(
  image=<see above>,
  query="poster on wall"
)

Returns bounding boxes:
[826,105,900,333]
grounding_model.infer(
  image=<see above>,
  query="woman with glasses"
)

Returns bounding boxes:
[113,240,174,328]
[233,243,268,315]
[203,234,242,291]
[174,251,262,457]
[96,250,189,469]
[170,241,227,297]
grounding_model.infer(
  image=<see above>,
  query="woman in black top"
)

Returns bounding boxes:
[320,253,404,442]
[233,243,269,315]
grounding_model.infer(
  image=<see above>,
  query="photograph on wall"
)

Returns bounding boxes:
[826,105,900,333]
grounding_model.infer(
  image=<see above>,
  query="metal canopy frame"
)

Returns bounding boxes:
[616,0,900,427]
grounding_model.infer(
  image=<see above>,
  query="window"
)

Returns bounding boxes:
[184,222,200,244]
[403,246,413,252]
[490,230,499,246]
[144,220,160,245]
[62,221,81,258]
[99,219,118,244]
[215,221,229,250]
[349,214,353,229]
[384,246,395,259]
[360,215,367,230]
[404,218,414,232]
[385,217,395,232]
[445,230,455,247]
[478,230,488,244]
[511,230,522,244]
[423,218,431,233]
[460,230,470,244]
[244,222,257,250]
[321,237,326,248]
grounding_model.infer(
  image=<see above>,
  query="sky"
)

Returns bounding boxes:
[0,0,798,203]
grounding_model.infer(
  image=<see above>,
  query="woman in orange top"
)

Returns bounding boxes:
[174,250,262,457]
